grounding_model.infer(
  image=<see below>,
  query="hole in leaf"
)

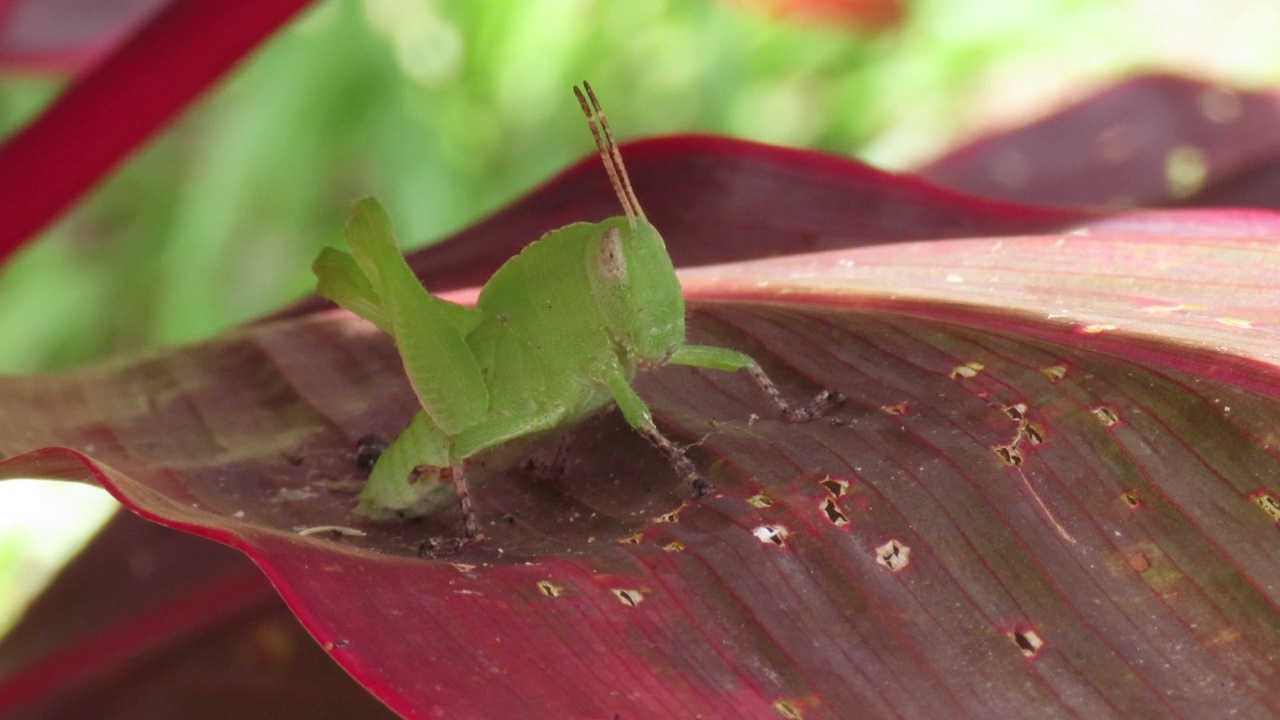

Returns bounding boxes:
[612,589,645,607]
[1040,363,1068,381]
[1248,491,1280,523]
[656,511,680,523]
[949,361,985,380]
[536,581,565,598]
[821,498,849,526]
[1009,629,1044,657]
[619,533,644,545]
[1091,406,1121,427]
[993,445,1023,466]
[1023,421,1046,445]
[747,493,775,509]
[875,539,910,571]
[1122,490,1143,509]
[752,525,789,547]
[773,700,804,719]
[819,476,848,497]
[450,563,476,573]
[1003,403,1027,421]
[663,542,685,553]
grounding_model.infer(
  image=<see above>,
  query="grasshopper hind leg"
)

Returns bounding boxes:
[415,462,482,555]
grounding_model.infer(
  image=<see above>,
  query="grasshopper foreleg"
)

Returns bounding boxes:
[634,424,711,497]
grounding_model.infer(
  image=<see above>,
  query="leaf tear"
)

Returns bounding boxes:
[1009,628,1044,657]
[752,525,790,547]
[612,589,644,607]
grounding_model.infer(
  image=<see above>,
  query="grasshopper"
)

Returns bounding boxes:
[313,83,843,543]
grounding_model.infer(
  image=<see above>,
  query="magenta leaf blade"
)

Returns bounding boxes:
[3,286,1280,717]
[0,510,397,719]
[919,74,1280,210]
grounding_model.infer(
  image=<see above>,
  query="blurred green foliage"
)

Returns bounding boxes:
[0,0,890,372]
[4,0,1280,371]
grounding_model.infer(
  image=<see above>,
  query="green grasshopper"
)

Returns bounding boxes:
[313,83,843,543]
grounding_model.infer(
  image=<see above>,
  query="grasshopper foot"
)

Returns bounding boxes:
[691,477,714,498]
[746,365,846,423]
[780,388,847,423]
[417,534,481,557]
[409,462,484,557]
[354,433,388,472]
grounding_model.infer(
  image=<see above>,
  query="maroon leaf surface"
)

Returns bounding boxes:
[919,74,1280,210]
[0,511,395,719]
[3,142,1280,718]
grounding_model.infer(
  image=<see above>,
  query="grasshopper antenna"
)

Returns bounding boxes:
[574,82,644,226]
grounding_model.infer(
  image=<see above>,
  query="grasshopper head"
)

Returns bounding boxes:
[589,218,686,368]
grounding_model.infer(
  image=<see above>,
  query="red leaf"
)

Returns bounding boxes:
[0,512,395,719]
[919,74,1280,210]
[4,141,1279,717]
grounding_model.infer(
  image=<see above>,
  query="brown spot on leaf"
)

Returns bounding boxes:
[881,401,909,415]
[1127,552,1151,573]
